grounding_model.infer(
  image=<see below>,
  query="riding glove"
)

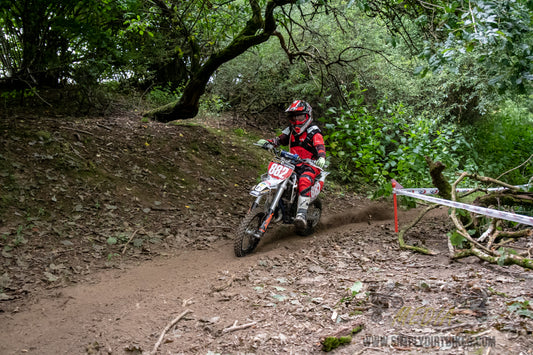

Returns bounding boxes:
[256,139,269,146]
[315,157,326,168]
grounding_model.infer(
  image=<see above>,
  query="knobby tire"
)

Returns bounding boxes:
[234,209,264,257]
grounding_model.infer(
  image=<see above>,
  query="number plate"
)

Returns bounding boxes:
[267,162,293,180]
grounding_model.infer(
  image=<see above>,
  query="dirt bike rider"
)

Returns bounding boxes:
[256,100,326,230]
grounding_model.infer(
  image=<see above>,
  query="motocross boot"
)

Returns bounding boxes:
[294,195,310,230]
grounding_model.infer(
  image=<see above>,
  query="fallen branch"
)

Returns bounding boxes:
[395,157,448,255]
[488,228,533,249]
[461,172,521,192]
[450,172,495,255]
[452,247,533,270]
[150,309,193,355]
[150,206,180,211]
[398,204,439,255]
[478,219,498,243]
[396,159,533,269]
[211,275,235,293]
[449,211,492,254]
[96,123,112,131]
[60,126,95,136]
[222,319,261,334]
[122,229,141,254]
[449,172,533,268]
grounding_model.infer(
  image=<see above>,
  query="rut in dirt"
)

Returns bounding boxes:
[320,204,393,229]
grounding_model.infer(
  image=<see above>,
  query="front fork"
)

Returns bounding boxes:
[253,179,289,239]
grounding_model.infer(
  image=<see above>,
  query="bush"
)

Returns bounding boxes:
[146,85,182,107]
[321,88,477,194]
[466,99,533,184]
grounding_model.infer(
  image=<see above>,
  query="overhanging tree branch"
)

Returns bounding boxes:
[144,0,297,122]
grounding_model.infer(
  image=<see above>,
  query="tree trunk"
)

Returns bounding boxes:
[143,78,205,121]
[425,156,452,200]
[144,0,292,122]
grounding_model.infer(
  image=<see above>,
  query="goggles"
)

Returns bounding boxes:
[289,114,307,125]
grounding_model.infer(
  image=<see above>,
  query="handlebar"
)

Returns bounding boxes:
[280,150,300,162]
[254,142,323,170]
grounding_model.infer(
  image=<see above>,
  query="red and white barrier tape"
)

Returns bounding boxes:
[391,180,533,232]
[392,181,529,195]
[395,189,533,227]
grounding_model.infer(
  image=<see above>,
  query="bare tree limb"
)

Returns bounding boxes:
[450,172,494,255]
[222,319,261,334]
[398,204,439,255]
[151,309,193,355]
[452,247,533,270]
[495,153,533,182]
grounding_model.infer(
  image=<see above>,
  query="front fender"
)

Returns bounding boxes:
[250,178,283,197]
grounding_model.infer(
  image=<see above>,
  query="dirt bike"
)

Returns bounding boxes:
[234,142,329,257]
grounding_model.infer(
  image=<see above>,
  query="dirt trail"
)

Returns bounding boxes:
[1,114,533,354]
[0,203,393,355]
[2,205,533,355]
[0,239,241,354]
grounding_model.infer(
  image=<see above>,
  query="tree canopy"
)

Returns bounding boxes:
[1,0,531,119]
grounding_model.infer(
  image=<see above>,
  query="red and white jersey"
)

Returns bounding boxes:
[270,125,326,161]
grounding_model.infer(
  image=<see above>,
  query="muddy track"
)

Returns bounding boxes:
[1,114,533,354]
[0,203,394,354]
[2,204,533,355]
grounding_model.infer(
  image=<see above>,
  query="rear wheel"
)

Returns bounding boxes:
[296,198,322,236]
[234,209,264,257]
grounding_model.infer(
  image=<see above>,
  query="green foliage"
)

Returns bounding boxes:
[107,253,120,261]
[448,230,467,248]
[321,335,352,352]
[210,0,403,115]
[0,0,131,85]
[1,223,31,254]
[233,128,246,137]
[507,298,533,319]
[419,0,533,95]
[336,281,363,307]
[210,42,318,115]
[199,94,231,116]
[321,325,364,352]
[145,85,183,107]
[321,86,477,191]
[354,0,532,124]
[465,98,533,184]
[106,233,133,246]
[0,88,36,101]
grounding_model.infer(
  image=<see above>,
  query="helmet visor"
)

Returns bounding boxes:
[289,113,307,125]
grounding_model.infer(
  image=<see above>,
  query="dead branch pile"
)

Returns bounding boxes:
[448,172,533,269]
[399,159,533,269]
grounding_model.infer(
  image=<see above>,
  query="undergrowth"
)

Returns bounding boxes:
[320,89,475,196]
[320,89,532,196]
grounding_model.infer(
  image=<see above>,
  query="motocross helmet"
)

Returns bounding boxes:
[285,100,312,134]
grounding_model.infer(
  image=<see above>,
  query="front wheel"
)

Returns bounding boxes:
[234,209,264,257]
[296,198,322,237]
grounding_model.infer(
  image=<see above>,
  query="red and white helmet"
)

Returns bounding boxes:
[285,100,312,134]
